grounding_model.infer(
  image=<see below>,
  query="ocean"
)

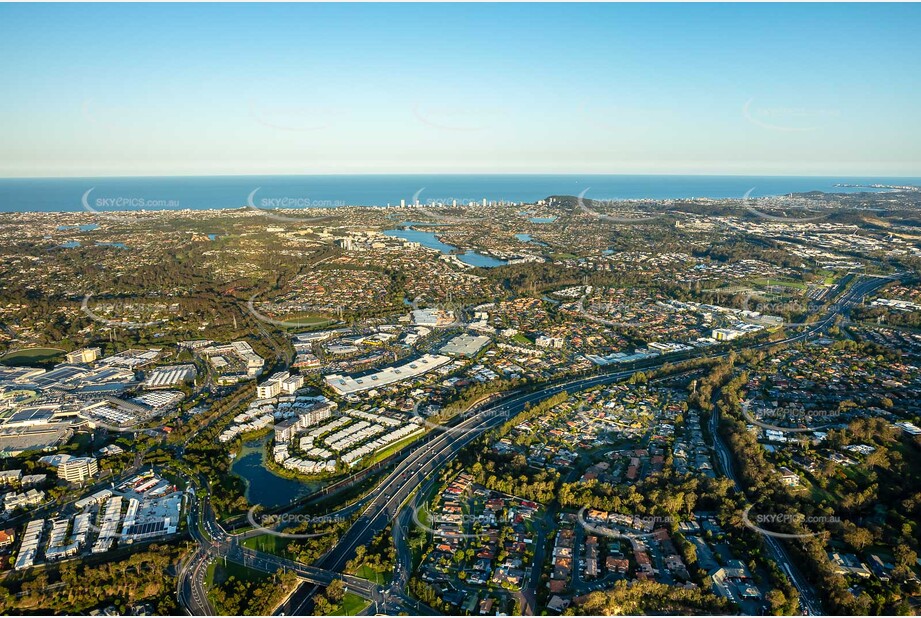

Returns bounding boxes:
[0,174,918,214]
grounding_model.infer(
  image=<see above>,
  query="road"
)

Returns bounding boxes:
[709,404,824,616]
[178,486,217,616]
[177,478,429,616]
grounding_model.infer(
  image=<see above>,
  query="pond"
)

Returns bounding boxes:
[457,252,506,268]
[384,227,507,268]
[515,233,548,247]
[395,220,451,228]
[57,224,100,232]
[528,216,557,224]
[231,434,318,508]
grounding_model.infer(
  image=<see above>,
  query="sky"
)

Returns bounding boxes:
[1,2,919,178]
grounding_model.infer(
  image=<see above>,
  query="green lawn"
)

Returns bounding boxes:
[207,558,269,588]
[355,564,388,584]
[366,431,425,466]
[416,502,432,528]
[271,312,336,329]
[241,533,291,557]
[1,347,65,366]
[332,592,370,616]
[205,560,217,589]
[750,278,808,290]
[512,333,532,346]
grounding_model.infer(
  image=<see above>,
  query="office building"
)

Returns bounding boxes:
[57,456,99,483]
[66,347,101,364]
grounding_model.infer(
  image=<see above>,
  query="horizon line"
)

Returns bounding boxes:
[2,172,920,181]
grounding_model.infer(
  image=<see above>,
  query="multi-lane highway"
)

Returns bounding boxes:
[178,475,430,615]
[178,487,217,616]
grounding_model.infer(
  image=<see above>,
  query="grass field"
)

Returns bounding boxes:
[241,533,290,557]
[512,333,533,346]
[750,278,808,290]
[1,347,65,366]
[332,592,370,616]
[272,312,336,329]
[355,564,388,585]
[366,431,425,466]
[206,558,269,589]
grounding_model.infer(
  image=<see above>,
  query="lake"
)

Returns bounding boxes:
[515,233,548,247]
[57,224,99,232]
[231,435,317,508]
[384,227,507,268]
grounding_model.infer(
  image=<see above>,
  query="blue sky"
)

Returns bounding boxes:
[1,3,919,177]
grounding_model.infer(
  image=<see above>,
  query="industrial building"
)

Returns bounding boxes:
[411,308,455,327]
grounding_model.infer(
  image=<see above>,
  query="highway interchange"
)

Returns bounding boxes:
[178,273,896,616]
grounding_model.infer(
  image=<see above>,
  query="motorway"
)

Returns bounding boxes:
[178,273,894,616]
[178,475,431,615]
[178,486,217,616]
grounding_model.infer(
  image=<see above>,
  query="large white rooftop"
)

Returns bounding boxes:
[325,354,451,395]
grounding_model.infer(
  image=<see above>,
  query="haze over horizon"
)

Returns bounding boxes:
[2,3,920,178]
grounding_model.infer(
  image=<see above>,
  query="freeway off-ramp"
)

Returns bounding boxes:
[180,273,895,616]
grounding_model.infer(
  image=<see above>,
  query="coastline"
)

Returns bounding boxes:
[2,174,919,214]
